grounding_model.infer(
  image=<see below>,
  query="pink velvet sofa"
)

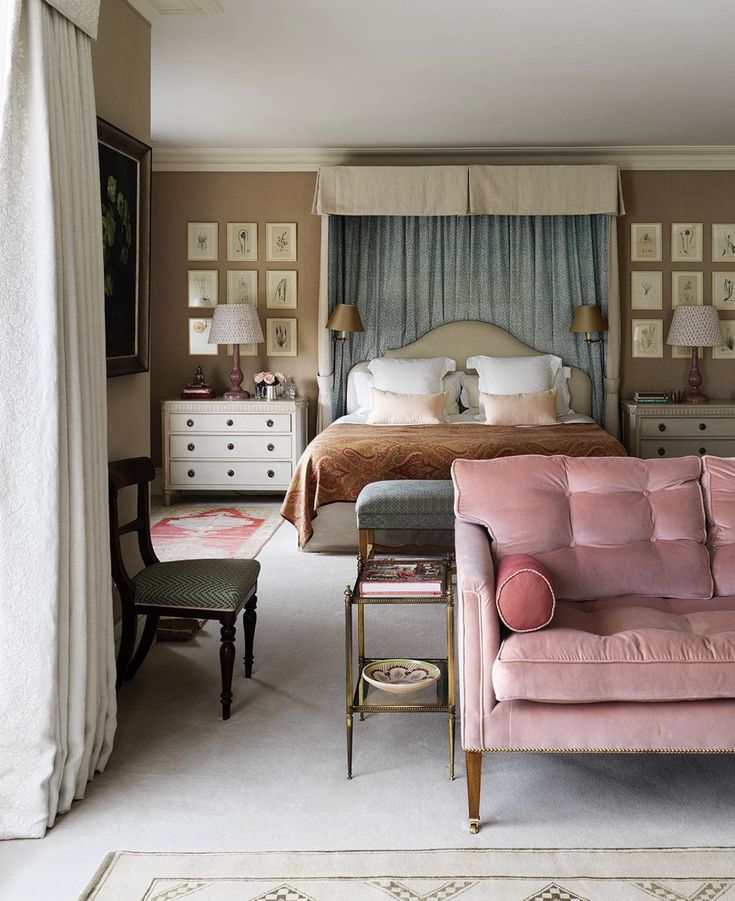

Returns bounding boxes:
[452,454,735,833]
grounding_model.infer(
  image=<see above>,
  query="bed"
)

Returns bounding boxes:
[282,322,626,552]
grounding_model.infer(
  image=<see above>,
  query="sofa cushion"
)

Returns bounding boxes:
[492,595,735,703]
[702,456,735,597]
[495,554,555,632]
[452,455,712,601]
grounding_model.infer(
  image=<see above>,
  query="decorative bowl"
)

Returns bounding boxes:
[362,659,441,695]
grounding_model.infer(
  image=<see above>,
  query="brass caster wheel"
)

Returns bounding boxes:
[469,819,480,835]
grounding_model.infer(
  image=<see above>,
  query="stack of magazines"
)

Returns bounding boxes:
[633,391,670,404]
[359,558,444,597]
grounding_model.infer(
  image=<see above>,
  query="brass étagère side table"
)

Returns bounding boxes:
[344,555,456,780]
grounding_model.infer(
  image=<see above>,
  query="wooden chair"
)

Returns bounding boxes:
[109,456,259,719]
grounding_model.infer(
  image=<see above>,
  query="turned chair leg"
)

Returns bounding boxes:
[243,593,257,678]
[219,616,236,720]
[126,613,159,680]
[116,608,137,691]
[466,750,483,834]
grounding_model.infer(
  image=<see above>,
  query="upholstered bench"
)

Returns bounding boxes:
[355,480,455,557]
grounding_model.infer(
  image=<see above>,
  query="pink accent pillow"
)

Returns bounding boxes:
[481,387,558,425]
[367,388,447,425]
[495,554,556,632]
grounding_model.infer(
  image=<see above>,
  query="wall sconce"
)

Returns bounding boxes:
[326,303,364,342]
[571,305,608,344]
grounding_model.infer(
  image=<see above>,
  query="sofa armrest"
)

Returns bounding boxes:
[455,519,501,751]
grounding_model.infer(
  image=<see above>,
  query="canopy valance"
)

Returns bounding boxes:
[313,164,625,217]
[44,0,99,38]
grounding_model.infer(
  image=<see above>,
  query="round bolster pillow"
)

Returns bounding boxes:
[495,554,556,632]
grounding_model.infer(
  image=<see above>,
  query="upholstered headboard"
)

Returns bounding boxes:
[345,320,592,416]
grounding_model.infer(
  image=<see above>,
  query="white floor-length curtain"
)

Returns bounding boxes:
[0,0,116,839]
[316,214,334,432]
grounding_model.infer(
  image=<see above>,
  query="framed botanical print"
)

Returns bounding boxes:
[266,270,297,309]
[671,344,702,359]
[671,223,702,262]
[631,271,662,310]
[226,222,257,261]
[266,223,297,261]
[712,224,735,262]
[226,270,258,305]
[97,118,151,377]
[671,271,703,308]
[187,270,218,308]
[631,319,663,358]
[713,271,735,310]
[188,317,218,355]
[266,317,298,356]
[630,223,662,262]
[712,321,735,359]
[187,222,218,261]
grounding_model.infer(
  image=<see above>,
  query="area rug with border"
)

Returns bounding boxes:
[81,847,735,901]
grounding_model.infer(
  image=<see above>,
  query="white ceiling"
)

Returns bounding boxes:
[150,0,735,150]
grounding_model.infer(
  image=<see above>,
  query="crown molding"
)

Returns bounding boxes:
[125,0,158,23]
[151,144,735,172]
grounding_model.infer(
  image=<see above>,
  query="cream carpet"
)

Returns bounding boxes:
[1,501,734,900]
[83,848,735,901]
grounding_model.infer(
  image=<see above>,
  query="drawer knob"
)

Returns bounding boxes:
[657,447,666,456]
[658,423,666,432]
[227,442,235,450]
[699,447,707,455]
[226,419,234,427]
[699,423,707,431]
[186,419,194,428]
[228,469,235,477]
[267,469,275,478]
[187,469,195,478]
[266,419,274,428]
[267,443,275,452]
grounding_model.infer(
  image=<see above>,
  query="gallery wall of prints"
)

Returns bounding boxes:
[629,222,735,361]
[185,220,300,366]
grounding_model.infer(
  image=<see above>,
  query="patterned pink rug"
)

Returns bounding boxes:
[150,503,283,562]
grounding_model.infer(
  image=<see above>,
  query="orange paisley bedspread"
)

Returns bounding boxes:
[281,422,626,547]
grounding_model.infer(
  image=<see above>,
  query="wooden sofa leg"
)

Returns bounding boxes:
[466,750,482,834]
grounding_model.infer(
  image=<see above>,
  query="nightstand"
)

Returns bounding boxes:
[621,400,735,459]
[161,397,308,504]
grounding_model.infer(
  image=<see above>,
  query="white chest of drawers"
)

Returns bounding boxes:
[621,399,735,460]
[162,398,309,504]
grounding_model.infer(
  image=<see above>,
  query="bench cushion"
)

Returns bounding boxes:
[133,558,260,610]
[356,480,455,531]
[493,595,735,703]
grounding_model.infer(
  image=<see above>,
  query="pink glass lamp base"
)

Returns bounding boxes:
[684,345,708,404]
[223,345,251,400]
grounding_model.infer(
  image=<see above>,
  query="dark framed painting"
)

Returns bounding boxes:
[97,118,151,377]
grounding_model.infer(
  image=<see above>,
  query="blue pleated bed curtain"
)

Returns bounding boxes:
[328,213,610,423]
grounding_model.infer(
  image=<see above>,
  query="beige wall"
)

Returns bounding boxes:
[92,0,152,462]
[150,172,320,465]
[618,170,735,401]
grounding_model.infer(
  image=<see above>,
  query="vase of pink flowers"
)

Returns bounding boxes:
[254,371,285,400]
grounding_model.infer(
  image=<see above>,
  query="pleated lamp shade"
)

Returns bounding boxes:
[570,305,608,334]
[208,303,264,345]
[667,305,722,347]
[326,304,364,335]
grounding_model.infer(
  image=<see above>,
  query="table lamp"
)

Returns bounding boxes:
[326,303,364,342]
[208,303,265,400]
[666,305,722,403]
[570,305,608,343]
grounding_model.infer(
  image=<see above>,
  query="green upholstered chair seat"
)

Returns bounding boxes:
[356,480,456,531]
[133,558,260,610]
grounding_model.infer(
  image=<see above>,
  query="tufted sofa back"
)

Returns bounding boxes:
[452,455,713,601]
[701,456,735,596]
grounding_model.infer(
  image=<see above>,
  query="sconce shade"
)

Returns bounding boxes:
[326,303,364,334]
[208,303,264,345]
[666,304,722,347]
[570,305,608,334]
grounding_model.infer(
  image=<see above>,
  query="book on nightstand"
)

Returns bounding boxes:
[359,558,444,597]
[633,392,670,404]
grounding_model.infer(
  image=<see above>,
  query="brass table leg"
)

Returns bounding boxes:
[357,602,365,720]
[447,573,456,781]
[345,586,354,779]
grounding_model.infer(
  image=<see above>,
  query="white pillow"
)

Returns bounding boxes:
[368,357,456,397]
[355,368,462,416]
[464,365,573,418]
[465,355,572,416]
